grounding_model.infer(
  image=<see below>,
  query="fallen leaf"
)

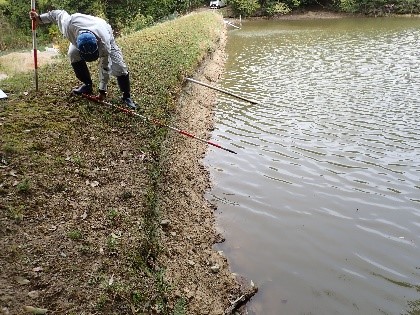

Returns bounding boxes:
[23,306,48,314]
[90,181,99,187]
[15,276,30,285]
[28,291,39,298]
[110,232,121,239]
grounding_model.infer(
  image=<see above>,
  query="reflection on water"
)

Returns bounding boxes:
[205,17,420,315]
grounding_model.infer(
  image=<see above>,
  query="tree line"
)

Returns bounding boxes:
[232,0,419,17]
[1,0,419,50]
[0,0,206,50]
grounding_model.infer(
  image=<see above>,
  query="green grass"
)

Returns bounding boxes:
[1,11,225,315]
[68,230,83,240]
[16,178,31,193]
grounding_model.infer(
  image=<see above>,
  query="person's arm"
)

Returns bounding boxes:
[30,10,71,37]
[98,57,111,98]
[38,10,70,25]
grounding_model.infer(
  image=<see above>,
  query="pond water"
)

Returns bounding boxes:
[205,17,420,315]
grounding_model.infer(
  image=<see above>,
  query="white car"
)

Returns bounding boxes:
[210,0,226,9]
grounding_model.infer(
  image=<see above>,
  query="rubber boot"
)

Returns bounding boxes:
[117,73,137,110]
[71,60,93,95]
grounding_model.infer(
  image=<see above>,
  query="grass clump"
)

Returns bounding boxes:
[16,178,31,193]
[68,229,83,241]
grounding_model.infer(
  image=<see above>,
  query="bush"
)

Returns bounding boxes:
[230,0,261,16]
[336,0,357,12]
[265,1,292,16]
[395,0,420,14]
[0,11,31,50]
[335,0,420,14]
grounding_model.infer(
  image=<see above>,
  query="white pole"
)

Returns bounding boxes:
[186,78,258,104]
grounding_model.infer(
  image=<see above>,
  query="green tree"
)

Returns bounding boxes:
[396,0,420,13]
[0,10,30,50]
[0,0,32,35]
[230,0,261,16]
[334,0,420,14]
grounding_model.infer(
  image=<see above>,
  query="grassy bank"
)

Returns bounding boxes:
[0,11,228,314]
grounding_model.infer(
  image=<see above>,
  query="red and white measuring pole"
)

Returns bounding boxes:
[31,0,39,91]
[81,94,237,154]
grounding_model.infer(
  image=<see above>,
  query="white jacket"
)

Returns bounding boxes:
[40,10,113,56]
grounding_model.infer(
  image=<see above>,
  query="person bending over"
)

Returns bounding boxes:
[30,9,138,110]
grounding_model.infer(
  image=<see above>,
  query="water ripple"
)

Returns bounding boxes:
[208,17,420,315]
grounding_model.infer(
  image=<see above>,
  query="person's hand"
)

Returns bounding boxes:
[29,11,41,24]
[97,89,107,101]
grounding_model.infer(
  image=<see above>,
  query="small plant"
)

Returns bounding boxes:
[87,274,103,286]
[95,293,108,310]
[107,208,119,220]
[173,297,187,315]
[106,234,118,250]
[2,143,17,155]
[16,178,30,193]
[131,290,144,305]
[8,205,24,222]
[68,230,83,240]
[72,156,83,166]
[54,156,66,167]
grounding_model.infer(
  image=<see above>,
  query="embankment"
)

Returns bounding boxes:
[0,11,251,314]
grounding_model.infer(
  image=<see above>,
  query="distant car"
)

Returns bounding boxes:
[210,0,226,9]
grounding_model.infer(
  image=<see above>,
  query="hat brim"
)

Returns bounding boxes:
[80,50,99,62]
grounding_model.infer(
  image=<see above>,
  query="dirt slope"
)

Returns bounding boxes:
[0,22,254,315]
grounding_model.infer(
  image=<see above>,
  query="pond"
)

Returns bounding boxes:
[205,16,420,315]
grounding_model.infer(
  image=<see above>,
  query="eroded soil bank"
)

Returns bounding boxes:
[156,28,256,314]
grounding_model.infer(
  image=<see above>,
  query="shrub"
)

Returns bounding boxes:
[0,11,31,50]
[230,0,261,16]
[395,0,420,14]
[265,1,292,16]
[335,0,420,14]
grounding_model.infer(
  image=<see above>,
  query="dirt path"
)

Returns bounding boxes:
[0,50,59,81]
